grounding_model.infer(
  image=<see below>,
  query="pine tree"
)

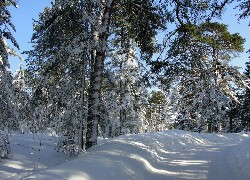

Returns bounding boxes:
[25,2,89,154]
[237,0,250,21]
[0,0,19,158]
[227,90,244,132]
[242,61,250,131]
[26,0,164,151]
[99,42,148,137]
[99,75,120,138]
[235,0,250,132]
[146,91,168,132]
[85,0,165,148]
[152,21,245,132]
[116,44,147,135]
[12,64,30,133]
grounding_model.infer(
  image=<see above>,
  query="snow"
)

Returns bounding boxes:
[0,130,249,180]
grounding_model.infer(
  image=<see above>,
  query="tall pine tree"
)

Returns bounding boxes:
[26,0,164,151]
[152,4,246,132]
[0,0,19,158]
[242,61,250,131]
[237,0,250,131]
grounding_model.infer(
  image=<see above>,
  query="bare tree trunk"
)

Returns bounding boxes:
[79,57,86,150]
[86,51,105,149]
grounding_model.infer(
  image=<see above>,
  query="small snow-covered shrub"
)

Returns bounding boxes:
[0,135,12,159]
[56,135,83,156]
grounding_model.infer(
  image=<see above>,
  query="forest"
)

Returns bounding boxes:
[1,0,250,159]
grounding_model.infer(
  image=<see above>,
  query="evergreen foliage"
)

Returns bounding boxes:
[146,91,173,132]
[0,0,19,159]
[25,0,164,151]
[242,61,250,131]
[237,0,250,22]
[1,0,249,158]
[0,134,11,158]
[12,65,30,133]
[100,43,147,137]
[237,0,250,131]
[25,3,89,154]
[151,2,246,132]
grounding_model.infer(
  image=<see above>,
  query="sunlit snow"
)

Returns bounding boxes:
[0,129,249,180]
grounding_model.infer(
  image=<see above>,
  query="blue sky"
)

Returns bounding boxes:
[219,2,250,72]
[8,0,51,72]
[8,1,250,73]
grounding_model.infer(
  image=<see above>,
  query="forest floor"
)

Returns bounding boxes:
[0,129,249,180]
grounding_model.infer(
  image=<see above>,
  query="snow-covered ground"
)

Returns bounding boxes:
[0,129,249,180]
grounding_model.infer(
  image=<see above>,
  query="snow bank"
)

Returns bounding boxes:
[227,134,250,178]
[0,130,249,180]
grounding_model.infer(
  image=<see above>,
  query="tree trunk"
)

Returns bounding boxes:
[85,0,114,149]
[229,109,233,133]
[79,58,86,150]
[86,51,105,149]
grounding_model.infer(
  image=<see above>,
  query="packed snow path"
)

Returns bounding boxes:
[0,130,249,180]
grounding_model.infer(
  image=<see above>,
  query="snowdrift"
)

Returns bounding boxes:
[0,130,249,180]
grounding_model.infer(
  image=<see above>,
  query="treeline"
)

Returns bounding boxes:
[0,0,250,157]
